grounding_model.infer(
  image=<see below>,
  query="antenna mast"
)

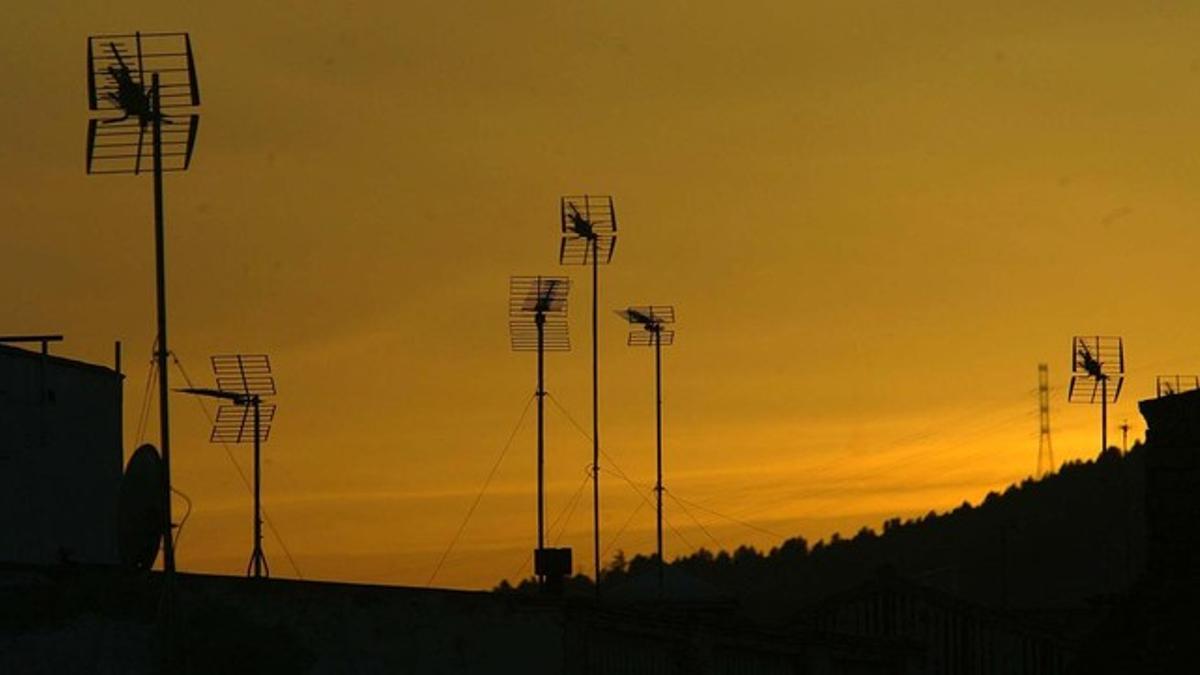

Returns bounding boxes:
[510,276,573,592]
[559,195,617,597]
[618,305,676,598]
[86,31,202,576]
[178,354,278,578]
[1037,363,1054,477]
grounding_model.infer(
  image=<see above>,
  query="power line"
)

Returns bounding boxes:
[668,493,785,540]
[726,408,1039,524]
[552,470,593,545]
[134,343,158,444]
[597,466,694,552]
[726,405,1037,514]
[546,392,594,442]
[778,394,1037,497]
[602,499,647,561]
[665,489,722,551]
[427,393,536,586]
[512,469,592,580]
[549,392,770,549]
[549,388,1046,560]
[661,400,1037,535]
[553,388,1032,507]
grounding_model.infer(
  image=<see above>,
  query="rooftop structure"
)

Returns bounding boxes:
[0,342,123,566]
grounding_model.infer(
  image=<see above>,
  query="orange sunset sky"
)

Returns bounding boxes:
[5,1,1200,589]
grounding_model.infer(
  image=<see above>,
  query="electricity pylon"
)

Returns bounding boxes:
[1037,363,1054,478]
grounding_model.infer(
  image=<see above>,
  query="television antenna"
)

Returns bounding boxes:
[177,354,277,578]
[558,195,616,593]
[1155,375,1200,398]
[617,305,676,596]
[86,31,201,574]
[509,276,573,590]
[1067,336,1124,454]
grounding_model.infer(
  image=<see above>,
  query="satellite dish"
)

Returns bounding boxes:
[118,444,164,571]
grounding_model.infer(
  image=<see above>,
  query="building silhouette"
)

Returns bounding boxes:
[0,342,122,566]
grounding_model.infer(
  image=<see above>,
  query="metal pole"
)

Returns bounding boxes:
[1101,377,1108,453]
[252,398,263,577]
[150,69,177,675]
[152,73,175,575]
[591,240,601,598]
[536,312,546,573]
[655,328,663,597]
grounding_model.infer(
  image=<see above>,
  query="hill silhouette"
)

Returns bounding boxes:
[500,445,1145,624]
